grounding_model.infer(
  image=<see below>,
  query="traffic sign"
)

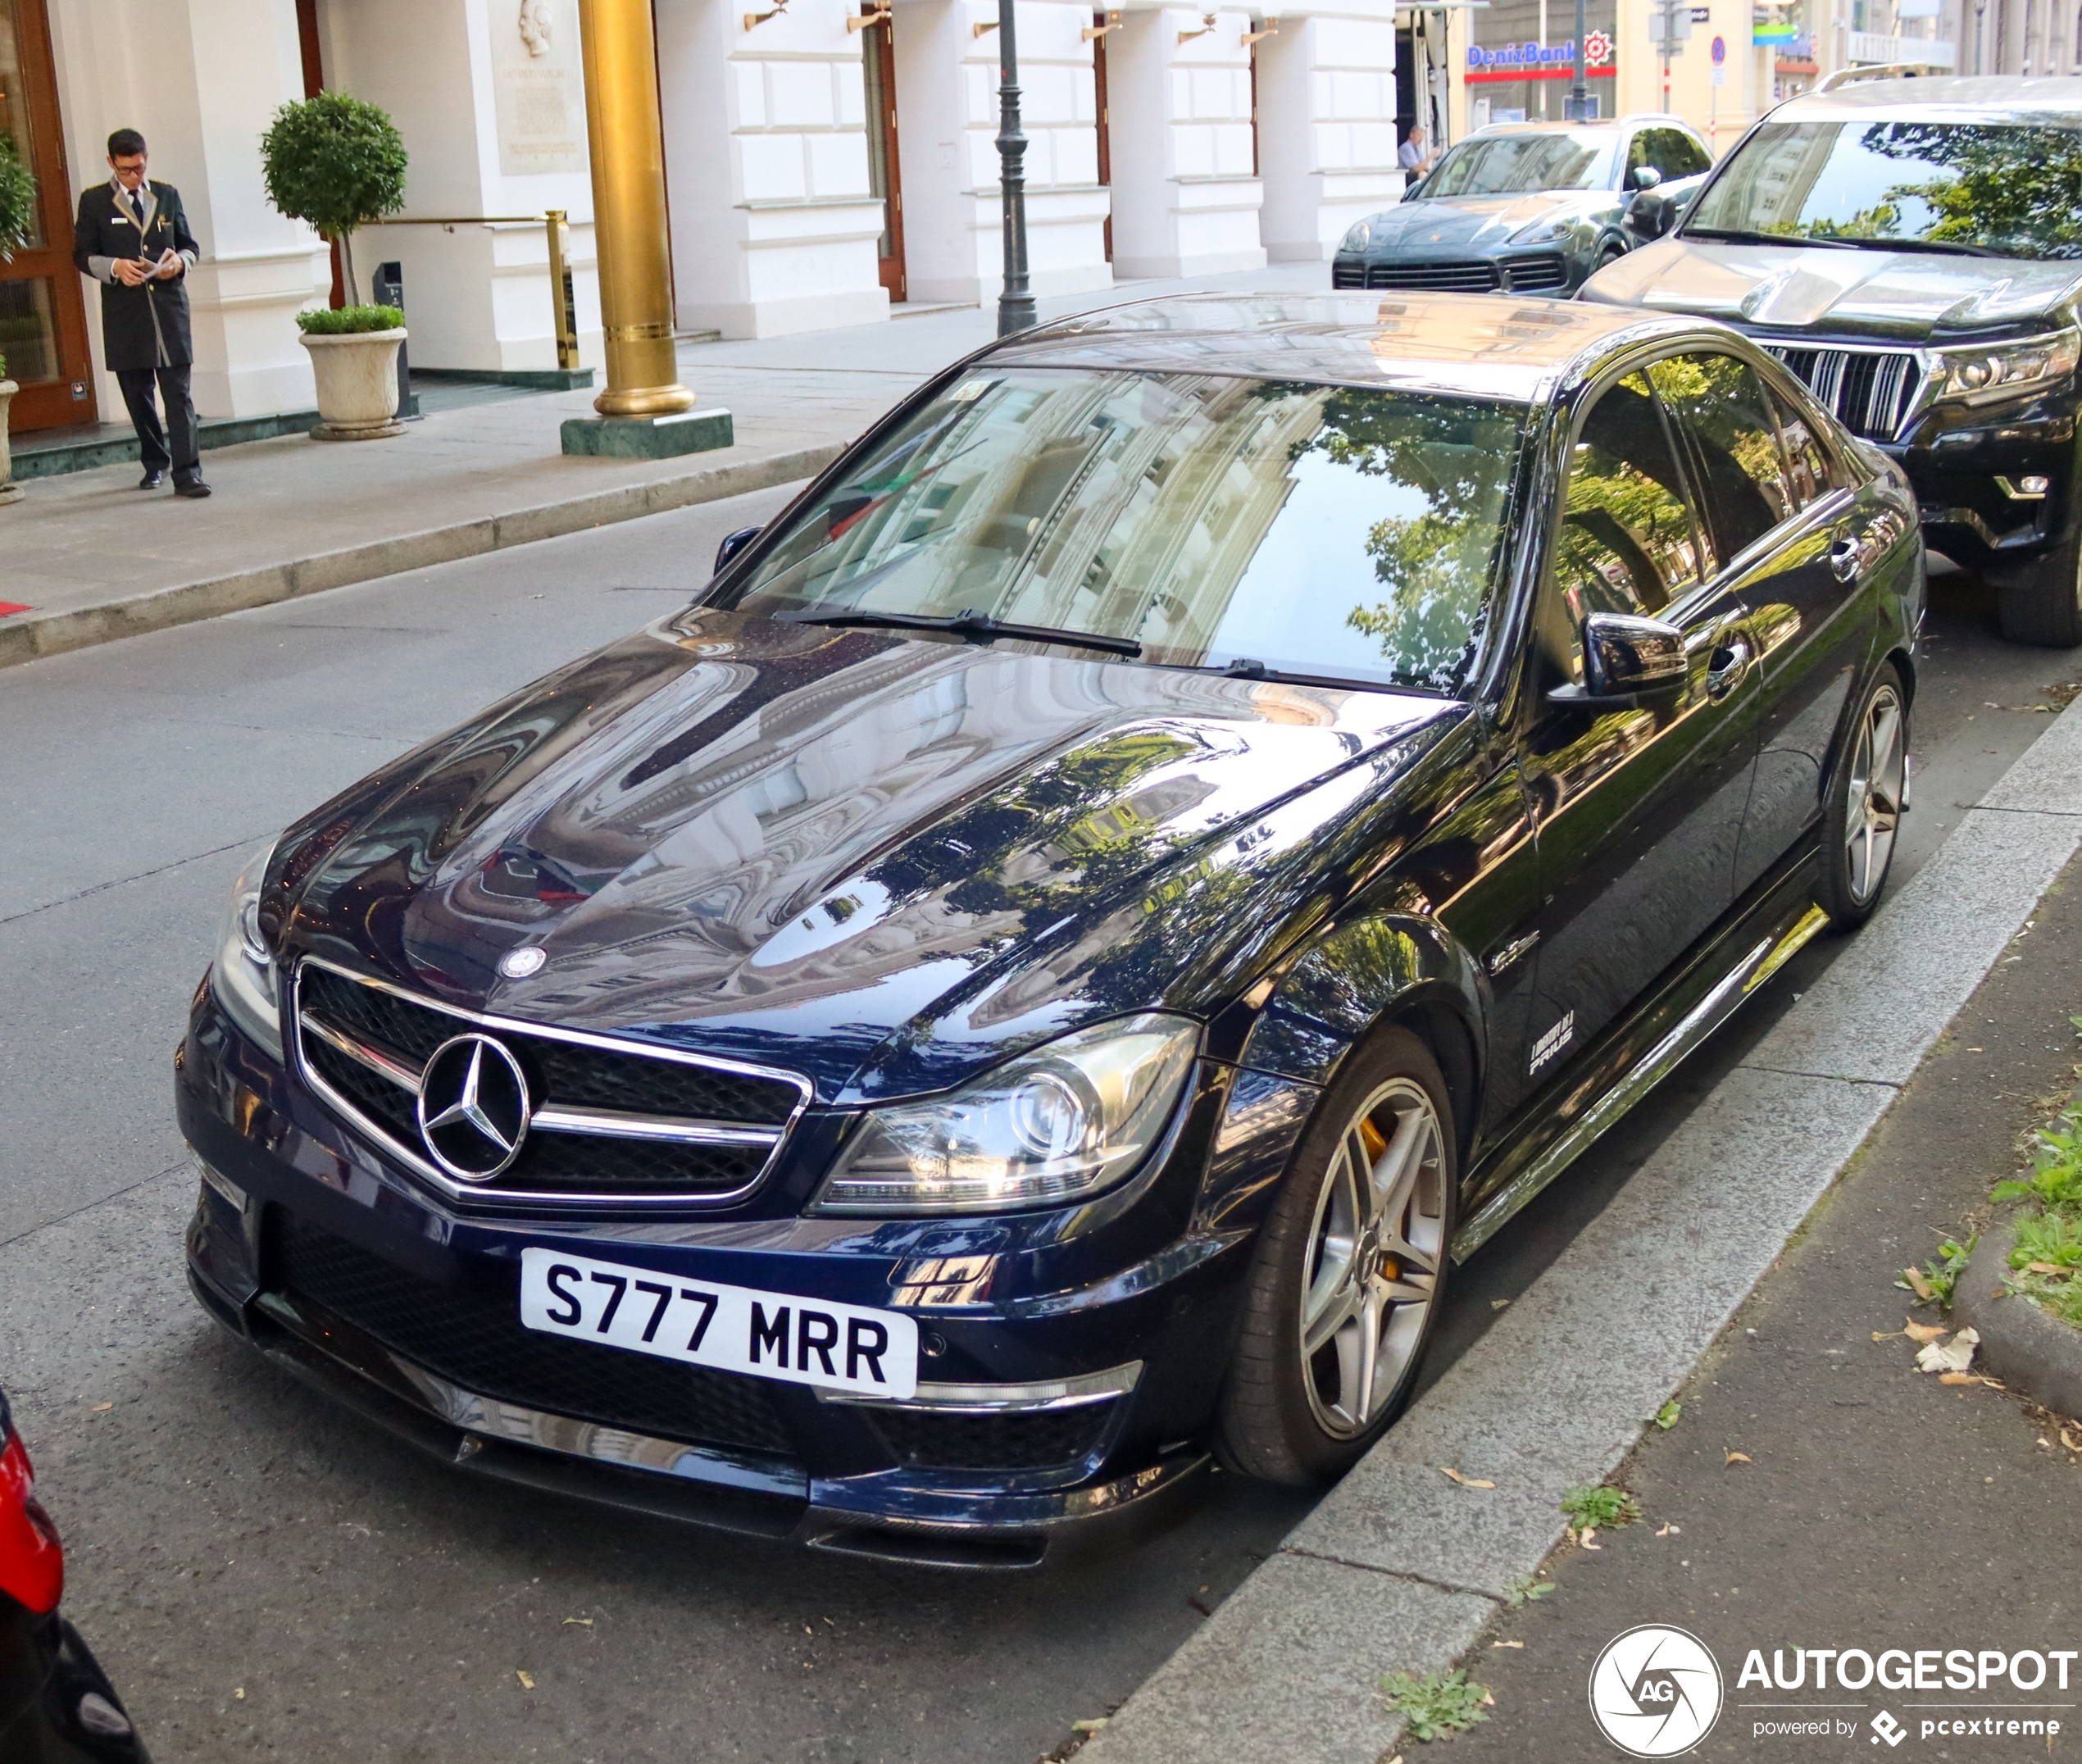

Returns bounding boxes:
[1712,32,1726,59]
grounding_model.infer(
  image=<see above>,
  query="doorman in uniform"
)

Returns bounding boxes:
[72,129,211,498]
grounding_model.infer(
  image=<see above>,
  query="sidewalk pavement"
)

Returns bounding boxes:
[0,262,1329,671]
[1082,694,2082,1764]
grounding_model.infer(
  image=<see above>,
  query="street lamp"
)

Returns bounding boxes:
[995,0,1037,335]
[1565,0,1592,118]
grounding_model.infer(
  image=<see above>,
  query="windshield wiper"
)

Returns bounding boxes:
[776,603,1141,657]
[1684,226,1862,249]
[1687,225,2007,259]
[1831,234,2006,258]
[1185,656,1448,698]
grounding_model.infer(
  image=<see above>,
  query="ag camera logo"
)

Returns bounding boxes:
[1589,1625,1724,1757]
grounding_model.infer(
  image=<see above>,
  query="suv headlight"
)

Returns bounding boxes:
[1509,215,1575,245]
[210,840,282,1058]
[1926,328,2081,408]
[1339,221,1371,254]
[811,1013,1201,1216]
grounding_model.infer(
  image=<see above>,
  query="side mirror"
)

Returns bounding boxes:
[714,525,762,575]
[1549,611,1688,707]
[1631,164,1664,190]
[1627,188,1676,239]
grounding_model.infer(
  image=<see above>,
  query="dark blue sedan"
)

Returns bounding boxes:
[180,294,1921,1566]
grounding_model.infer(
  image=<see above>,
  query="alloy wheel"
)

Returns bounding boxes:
[1844,683,1906,907]
[1297,1078,1446,1439]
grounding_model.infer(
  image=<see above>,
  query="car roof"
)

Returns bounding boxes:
[1771,74,2082,121]
[984,293,1719,403]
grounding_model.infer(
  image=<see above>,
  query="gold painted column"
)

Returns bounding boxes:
[575,0,693,416]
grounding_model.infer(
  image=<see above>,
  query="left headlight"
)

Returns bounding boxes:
[209,840,282,1059]
[811,1013,1201,1216]
[1926,327,2081,409]
[1339,221,1371,254]
[1509,214,1576,245]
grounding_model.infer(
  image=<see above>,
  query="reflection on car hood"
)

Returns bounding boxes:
[276,609,1455,1100]
[1361,190,1607,252]
[1582,235,2082,339]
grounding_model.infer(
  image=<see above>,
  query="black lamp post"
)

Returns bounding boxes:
[995,0,1037,335]
[1565,0,1592,118]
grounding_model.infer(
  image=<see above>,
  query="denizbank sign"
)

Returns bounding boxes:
[1466,32,1616,80]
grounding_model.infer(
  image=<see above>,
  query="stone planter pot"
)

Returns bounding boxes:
[0,380,21,506]
[300,329,407,441]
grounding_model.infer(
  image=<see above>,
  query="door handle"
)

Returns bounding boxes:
[1829,535,1862,583]
[1705,633,1751,699]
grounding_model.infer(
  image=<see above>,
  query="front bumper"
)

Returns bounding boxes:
[1887,389,2078,567]
[176,980,1311,1566]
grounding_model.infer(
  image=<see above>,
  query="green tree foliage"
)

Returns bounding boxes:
[1808,122,2082,257]
[0,131,36,264]
[261,91,407,303]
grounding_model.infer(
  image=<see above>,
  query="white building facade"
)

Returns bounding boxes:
[2,0,1410,438]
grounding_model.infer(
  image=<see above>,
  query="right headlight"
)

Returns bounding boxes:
[811,1013,1201,1216]
[1339,221,1372,254]
[209,840,283,1059]
[1925,327,2081,408]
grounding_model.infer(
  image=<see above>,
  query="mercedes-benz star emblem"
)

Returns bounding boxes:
[416,1034,531,1182]
[498,947,546,980]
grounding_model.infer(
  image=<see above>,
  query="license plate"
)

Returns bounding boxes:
[518,1248,919,1400]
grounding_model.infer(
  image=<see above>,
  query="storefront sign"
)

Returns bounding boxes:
[1466,35,1616,80]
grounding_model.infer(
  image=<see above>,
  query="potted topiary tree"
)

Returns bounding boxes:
[0,131,36,505]
[261,91,411,439]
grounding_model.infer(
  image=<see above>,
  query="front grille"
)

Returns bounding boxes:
[1765,345,1923,440]
[293,961,804,1201]
[1504,253,1568,293]
[863,1403,1116,1472]
[271,1212,796,1458]
[1335,260,1502,293]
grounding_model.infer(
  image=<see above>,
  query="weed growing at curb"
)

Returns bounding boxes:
[1989,1016,2082,1330]
[1560,1484,1640,1531]
[1898,1235,1975,1307]
[1379,1668,1492,1740]
[1503,1574,1553,1607]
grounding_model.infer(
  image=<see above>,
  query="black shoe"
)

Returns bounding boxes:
[139,470,164,490]
[173,477,211,499]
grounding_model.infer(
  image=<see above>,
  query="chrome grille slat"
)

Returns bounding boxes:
[1763,343,1923,441]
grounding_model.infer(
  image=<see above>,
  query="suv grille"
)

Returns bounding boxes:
[293,961,804,1203]
[270,1213,796,1458]
[1503,253,1569,293]
[1334,260,1501,293]
[1765,345,1923,441]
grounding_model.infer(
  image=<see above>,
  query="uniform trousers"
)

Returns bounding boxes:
[116,363,199,479]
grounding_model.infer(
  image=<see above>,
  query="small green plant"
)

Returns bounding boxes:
[260,90,407,305]
[1503,1574,1554,1607]
[1993,1105,2082,1212]
[1897,1235,1976,1307]
[0,133,34,263]
[1650,1399,1682,1430]
[297,304,404,336]
[1380,1667,1491,1740]
[1560,1484,1640,1531]
[2013,1212,2082,1271]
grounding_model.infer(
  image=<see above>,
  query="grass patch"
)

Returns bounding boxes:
[1380,1668,1491,1740]
[1559,1484,1640,1531]
[1989,1021,2082,1333]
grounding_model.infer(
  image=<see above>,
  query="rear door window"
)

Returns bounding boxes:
[1766,387,1846,511]
[1648,352,1795,563]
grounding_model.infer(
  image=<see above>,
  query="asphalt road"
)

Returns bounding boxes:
[0,493,2074,1764]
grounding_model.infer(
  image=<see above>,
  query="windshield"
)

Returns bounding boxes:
[1422,131,1616,196]
[1689,118,2082,258]
[715,369,1528,696]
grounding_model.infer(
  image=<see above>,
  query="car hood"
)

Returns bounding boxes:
[275,609,1455,1101]
[1361,190,1608,252]
[1581,234,2082,339]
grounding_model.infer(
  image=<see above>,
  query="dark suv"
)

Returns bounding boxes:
[1584,76,2082,645]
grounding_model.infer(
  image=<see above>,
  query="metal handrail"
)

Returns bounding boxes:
[369,212,581,372]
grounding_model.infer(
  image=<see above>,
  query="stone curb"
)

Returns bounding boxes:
[0,439,845,672]
[1084,698,2082,1764]
[1954,1212,2082,1421]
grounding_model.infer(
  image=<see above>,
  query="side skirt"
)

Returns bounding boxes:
[1452,848,1830,1262]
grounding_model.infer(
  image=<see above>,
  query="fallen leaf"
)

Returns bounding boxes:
[1580,1526,1602,1549]
[516,1671,535,1691]
[1071,1718,1108,1734]
[1490,1299,1511,1312]
[1871,1330,1902,1342]
[1725,1452,1752,1466]
[1482,1690,1498,1707]
[1902,1267,1939,1303]
[1902,1318,1948,1343]
[1655,1522,1682,1537]
[1650,1399,1681,1430]
[1939,1371,1982,1385]
[89,1403,112,1413]
[1915,1326,1979,1375]
[2025,1262,2071,1276]
[561,1617,593,1627]
[1492,1639,1525,1649]
[1440,1467,1497,1489]
[234,1689,245,1702]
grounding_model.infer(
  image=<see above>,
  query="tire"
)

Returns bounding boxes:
[1992,528,2082,648]
[1818,662,1909,930]
[1215,1027,1456,1484]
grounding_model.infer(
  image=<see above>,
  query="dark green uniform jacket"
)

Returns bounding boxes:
[72,180,198,371]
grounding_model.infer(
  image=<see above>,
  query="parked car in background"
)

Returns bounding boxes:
[1334,116,1713,298]
[0,1389,152,1762]
[180,293,1919,1570]
[1582,76,2082,646]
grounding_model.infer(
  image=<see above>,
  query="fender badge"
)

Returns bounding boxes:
[1530,1010,1575,1075]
